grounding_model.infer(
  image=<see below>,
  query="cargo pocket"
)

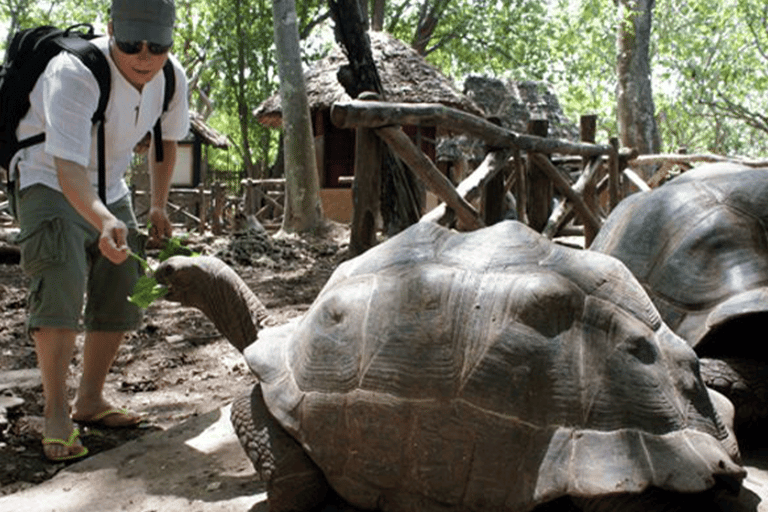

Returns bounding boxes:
[16,218,67,275]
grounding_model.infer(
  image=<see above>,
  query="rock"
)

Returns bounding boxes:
[0,369,42,392]
[0,392,25,430]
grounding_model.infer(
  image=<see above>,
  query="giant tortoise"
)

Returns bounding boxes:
[156,220,744,512]
[591,162,768,438]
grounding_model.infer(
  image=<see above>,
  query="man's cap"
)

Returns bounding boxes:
[111,0,175,46]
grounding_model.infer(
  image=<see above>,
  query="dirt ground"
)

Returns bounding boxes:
[4,218,768,512]
[0,220,350,497]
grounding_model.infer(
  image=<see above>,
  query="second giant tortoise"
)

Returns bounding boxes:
[156,220,744,512]
[591,163,768,437]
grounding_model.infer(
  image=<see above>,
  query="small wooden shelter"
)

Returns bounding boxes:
[172,112,231,187]
[254,31,483,223]
[132,112,230,190]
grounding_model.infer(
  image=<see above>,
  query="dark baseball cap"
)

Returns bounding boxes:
[111,0,175,46]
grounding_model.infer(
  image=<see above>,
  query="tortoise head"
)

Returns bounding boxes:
[155,255,271,353]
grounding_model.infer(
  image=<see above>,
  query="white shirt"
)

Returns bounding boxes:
[13,36,189,204]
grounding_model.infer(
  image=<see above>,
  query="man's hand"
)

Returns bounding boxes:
[99,217,129,264]
[56,156,130,265]
[148,206,173,245]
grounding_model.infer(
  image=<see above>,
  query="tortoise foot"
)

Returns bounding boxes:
[231,385,331,512]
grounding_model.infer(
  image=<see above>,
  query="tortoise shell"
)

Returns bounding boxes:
[591,163,768,353]
[245,220,742,511]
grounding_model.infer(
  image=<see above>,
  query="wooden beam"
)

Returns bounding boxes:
[167,201,200,224]
[629,153,768,168]
[542,157,604,240]
[251,185,284,214]
[331,100,613,156]
[421,150,512,226]
[622,168,652,192]
[376,125,483,230]
[529,153,601,236]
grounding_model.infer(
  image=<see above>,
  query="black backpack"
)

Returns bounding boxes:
[0,23,175,206]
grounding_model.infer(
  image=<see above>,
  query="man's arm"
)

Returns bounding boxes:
[55,156,128,264]
[148,140,177,242]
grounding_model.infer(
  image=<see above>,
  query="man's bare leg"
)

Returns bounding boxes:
[72,331,140,425]
[33,327,81,460]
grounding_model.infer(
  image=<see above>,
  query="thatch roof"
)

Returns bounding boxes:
[189,112,230,149]
[463,76,578,140]
[254,31,483,128]
[437,77,578,165]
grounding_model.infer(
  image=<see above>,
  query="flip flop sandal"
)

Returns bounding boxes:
[42,427,89,462]
[73,408,144,428]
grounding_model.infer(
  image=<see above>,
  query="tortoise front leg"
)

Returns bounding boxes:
[700,357,768,447]
[231,384,330,512]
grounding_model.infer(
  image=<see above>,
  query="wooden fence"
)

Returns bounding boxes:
[127,99,768,253]
[331,99,636,253]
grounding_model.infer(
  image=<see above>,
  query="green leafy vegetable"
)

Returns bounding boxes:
[158,233,199,262]
[128,274,168,308]
[128,232,198,309]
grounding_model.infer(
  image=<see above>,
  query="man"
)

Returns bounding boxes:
[12,0,189,461]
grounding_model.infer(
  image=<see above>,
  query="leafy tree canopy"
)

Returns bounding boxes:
[3,0,768,177]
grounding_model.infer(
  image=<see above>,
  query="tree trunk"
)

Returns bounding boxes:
[371,0,386,31]
[272,0,324,234]
[329,0,422,245]
[616,0,661,180]
[411,0,451,55]
[235,0,257,179]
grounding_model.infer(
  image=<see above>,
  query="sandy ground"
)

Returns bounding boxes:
[0,404,266,512]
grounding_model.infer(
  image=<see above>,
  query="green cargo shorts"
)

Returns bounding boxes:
[15,184,145,332]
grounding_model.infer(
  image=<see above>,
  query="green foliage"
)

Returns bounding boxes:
[385,0,550,80]
[128,272,168,309]
[653,0,768,155]
[128,234,200,309]
[543,0,618,140]
[5,0,768,169]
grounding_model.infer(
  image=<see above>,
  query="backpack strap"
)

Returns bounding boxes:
[56,35,110,203]
[153,59,176,164]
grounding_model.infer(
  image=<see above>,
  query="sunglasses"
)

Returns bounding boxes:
[115,39,172,55]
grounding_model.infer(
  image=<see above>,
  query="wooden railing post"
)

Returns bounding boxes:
[197,184,207,232]
[212,182,225,235]
[350,95,383,256]
[527,119,551,232]
[512,148,526,223]
[580,115,599,245]
[609,138,621,210]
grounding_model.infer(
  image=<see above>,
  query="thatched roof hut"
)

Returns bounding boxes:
[253,31,483,129]
[252,30,485,226]
[463,76,577,140]
[189,112,230,149]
